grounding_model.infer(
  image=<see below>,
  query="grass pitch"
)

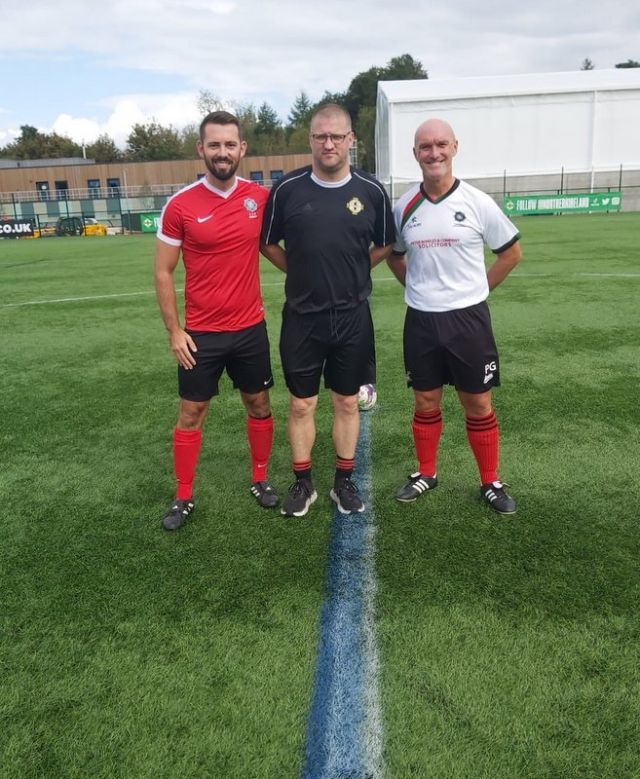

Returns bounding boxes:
[1,213,640,778]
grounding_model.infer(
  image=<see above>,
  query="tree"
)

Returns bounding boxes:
[286,125,312,154]
[385,54,428,80]
[343,66,384,124]
[353,105,376,172]
[231,101,259,151]
[197,89,224,116]
[86,134,122,163]
[615,59,640,68]
[255,102,281,136]
[344,53,427,127]
[0,125,38,158]
[342,53,428,171]
[313,90,347,109]
[0,125,83,159]
[179,124,200,159]
[252,102,286,154]
[581,58,595,70]
[287,91,313,135]
[42,133,83,159]
[125,121,183,161]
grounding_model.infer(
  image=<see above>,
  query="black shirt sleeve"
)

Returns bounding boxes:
[261,181,283,245]
[352,170,395,247]
[374,184,395,247]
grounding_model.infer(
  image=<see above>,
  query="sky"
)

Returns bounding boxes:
[0,0,637,150]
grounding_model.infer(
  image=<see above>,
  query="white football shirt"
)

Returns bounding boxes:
[393,179,519,312]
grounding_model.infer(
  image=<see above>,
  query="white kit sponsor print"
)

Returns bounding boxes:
[484,360,496,384]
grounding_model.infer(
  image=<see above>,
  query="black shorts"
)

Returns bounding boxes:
[178,320,274,401]
[280,302,374,398]
[403,301,500,393]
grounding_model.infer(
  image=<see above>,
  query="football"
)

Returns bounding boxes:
[358,383,377,411]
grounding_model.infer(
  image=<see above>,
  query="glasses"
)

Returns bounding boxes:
[310,132,351,145]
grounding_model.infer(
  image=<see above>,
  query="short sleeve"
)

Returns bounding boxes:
[372,183,396,247]
[392,202,407,254]
[261,182,285,245]
[157,197,184,246]
[480,194,519,253]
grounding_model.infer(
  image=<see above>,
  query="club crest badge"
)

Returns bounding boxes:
[346,197,364,215]
[244,197,258,218]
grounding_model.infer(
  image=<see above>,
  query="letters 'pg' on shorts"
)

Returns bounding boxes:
[178,320,273,401]
[279,302,374,398]
[403,301,500,393]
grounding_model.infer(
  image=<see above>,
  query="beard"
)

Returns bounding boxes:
[204,155,239,182]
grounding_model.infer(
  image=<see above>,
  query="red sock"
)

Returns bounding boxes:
[173,427,202,500]
[466,411,499,484]
[412,408,442,477]
[247,415,274,483]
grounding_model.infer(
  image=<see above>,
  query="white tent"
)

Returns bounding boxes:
[375,70,640,191]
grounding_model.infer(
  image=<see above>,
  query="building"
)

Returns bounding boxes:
[375,69,640,209]
[0,154,312,200]
[0,153,313,230]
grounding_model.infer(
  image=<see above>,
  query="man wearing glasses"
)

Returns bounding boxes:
[262,103,394,518]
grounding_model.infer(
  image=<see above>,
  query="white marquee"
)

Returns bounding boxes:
[375,70,640,186]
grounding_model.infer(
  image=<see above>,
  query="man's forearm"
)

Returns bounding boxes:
[487,243,522,290]
[261,242,287,272]
[155,271,181,333]
[387,253,407,286]
[370,243,394,267]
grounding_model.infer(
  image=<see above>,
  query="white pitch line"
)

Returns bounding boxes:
[0,280,288,309]
[0,290,163,308]
[2,272,638,309]
[509,272,640,278]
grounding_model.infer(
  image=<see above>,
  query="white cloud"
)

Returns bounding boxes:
[46,93,203,148]
[0,0,638,148]
[0,128,19,146]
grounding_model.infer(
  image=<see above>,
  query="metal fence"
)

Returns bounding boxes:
[0,178,284,205]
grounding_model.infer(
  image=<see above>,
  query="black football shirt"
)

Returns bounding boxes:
[262,166,395,313]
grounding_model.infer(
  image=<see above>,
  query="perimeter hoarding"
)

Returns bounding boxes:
[503,192,622,215]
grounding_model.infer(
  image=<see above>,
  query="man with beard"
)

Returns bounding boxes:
[155,111,278,531]
[261,103,394,517]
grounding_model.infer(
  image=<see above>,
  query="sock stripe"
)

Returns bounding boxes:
[414,409,442,425]
[466,413,497,432]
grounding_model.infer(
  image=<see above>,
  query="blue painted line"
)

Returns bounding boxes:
[302,412,382,779]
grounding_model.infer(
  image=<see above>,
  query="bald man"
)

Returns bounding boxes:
[388,118,522,515]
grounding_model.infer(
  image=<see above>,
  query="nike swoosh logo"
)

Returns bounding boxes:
[197,214,213,223]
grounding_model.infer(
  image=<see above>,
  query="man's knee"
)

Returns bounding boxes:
[177,399,209,429]
[414,388,443,413]
[289,394,318,420]
[458,390,493,417]
[332,391,359,416]
[242,390,271,419]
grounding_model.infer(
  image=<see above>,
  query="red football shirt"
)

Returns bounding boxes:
[158,177,269,332]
